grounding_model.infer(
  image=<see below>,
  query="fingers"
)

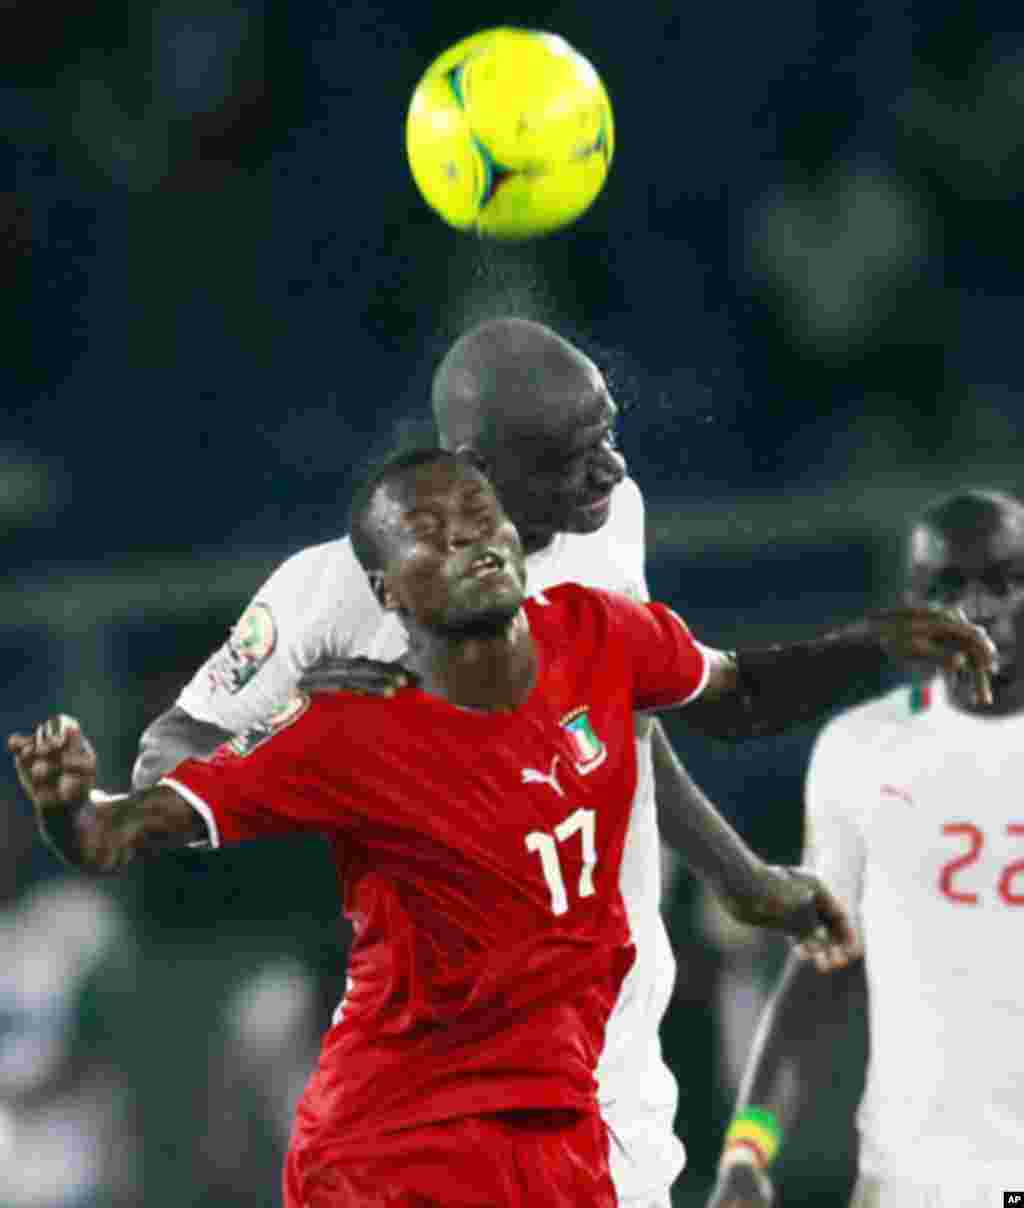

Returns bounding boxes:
[786,875,861,972]
[298,659,414,698]
[874,607,997,706]
[32,714,80,754]
[933,608,995,704]
[794,925,850,973]
[971,659,994,708]
[9,716,91,808]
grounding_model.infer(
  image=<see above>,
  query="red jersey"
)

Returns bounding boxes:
[165,584,707,1171]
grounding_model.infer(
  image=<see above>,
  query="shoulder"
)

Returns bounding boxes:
[822,682,919,742]
[603,476,645,551]
[267,536,362,593]
[530,583,689,644]
[531,582,623,618]
[609,475,643,515]
[259,535,379,639]
[809,683,918,771]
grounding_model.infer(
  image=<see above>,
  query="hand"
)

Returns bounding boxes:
[8,714,97,813]
[864,605,997,706]
[706,1160,774,1207]
[298,656,415,698]
[730,867,861,972]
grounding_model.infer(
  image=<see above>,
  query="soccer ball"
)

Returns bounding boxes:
[405,28,614,239]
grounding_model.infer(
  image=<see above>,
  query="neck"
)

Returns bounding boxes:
[404,610,537,711]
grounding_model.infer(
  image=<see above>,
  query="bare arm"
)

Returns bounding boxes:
[649,721,853,964]
[677,608,995,741]
[10,715,206,873]
[705,952,868,1207]
[133,705,232,788]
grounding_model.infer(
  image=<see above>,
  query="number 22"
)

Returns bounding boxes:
[525,808,597,916]
[939,822,1024,905]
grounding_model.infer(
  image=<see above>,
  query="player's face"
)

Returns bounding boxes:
[909,506,1024,713]
[478,360,626,553]
[375,461,527,638]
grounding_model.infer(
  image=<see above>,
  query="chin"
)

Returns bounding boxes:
[565,494,614,534]
[566,509,611,535]
[440,593,524,639]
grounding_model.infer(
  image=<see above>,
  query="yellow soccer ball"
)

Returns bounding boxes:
[405,27,614,239]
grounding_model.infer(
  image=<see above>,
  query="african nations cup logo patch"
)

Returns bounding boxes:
[560,705,607,775]
[226,691,310,757]
[209,601,277,695]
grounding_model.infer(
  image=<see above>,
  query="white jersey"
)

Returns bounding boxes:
[805,678,1024,1191]
[172,476,684,1200]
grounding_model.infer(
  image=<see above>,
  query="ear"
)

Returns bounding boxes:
[455,443,489,475]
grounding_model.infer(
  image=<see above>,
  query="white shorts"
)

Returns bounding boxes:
[602,1091,683,1208]
[852,1173,1014,1208]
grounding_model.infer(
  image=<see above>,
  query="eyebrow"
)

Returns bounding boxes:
[403,486,490,521]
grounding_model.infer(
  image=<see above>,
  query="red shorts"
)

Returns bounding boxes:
[283,1108,617,1208]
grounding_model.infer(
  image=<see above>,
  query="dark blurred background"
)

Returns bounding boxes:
[2,0,1022,1204]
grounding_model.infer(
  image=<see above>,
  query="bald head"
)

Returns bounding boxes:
[429,317,626,553]
[431,318,602,450]
[909,489,1024,586]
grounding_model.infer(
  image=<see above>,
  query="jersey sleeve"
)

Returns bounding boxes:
[174,538,372,734]
[802,718,867,935]
[161,698,358,848]
[600,589,710,710]
[608,477,651,602]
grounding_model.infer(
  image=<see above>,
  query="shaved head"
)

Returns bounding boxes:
[430,318,626,553]
[909,489,1024,588]
[431,318,603,450]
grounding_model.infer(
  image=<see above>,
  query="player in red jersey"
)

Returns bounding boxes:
[10,451,995,1207]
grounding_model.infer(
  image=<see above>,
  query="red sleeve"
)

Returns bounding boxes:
[160,696,360,847]
[598,590,710,711]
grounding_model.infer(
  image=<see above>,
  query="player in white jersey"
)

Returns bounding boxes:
[706,488,1024,1208]
[133,321,993,1207]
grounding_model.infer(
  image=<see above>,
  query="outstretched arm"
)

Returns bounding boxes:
[11,715,205,873]
[705,953,868,1208]
[680,607,995,740]
[649,721,852,967]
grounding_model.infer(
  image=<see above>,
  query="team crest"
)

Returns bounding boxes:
[560,706,607,774]
[227,691,309,757]
[209,601,277,695]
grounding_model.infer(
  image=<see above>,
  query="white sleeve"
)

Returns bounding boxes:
[802,718,867,936]
[175,537,382,734]
[611,477,651,602]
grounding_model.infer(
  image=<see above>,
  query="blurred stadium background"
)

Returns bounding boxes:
[3,0,1022,1203]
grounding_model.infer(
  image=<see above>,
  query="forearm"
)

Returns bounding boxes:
[41,785,206,874]
[650,721,767,907]
[683,626,888,740]
[723,951,867,1164]
[133,706,232,788]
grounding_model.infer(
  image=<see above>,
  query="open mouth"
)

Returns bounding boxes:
[465,550,507,580]
[577,493,613,516]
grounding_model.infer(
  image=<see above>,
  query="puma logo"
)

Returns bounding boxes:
[880,784,914,806]
[521,756,565,798]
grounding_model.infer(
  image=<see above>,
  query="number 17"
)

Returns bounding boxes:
[525,807,597,916]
